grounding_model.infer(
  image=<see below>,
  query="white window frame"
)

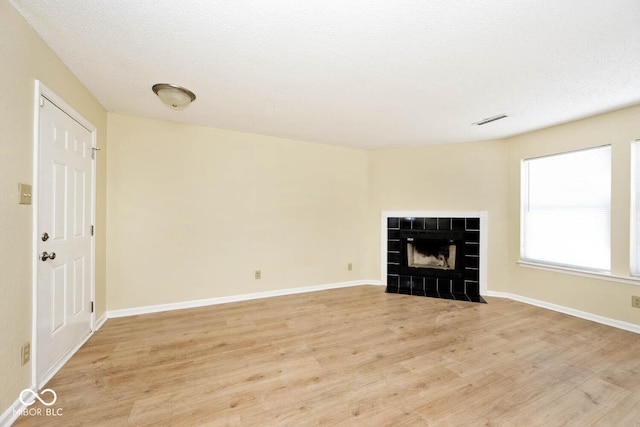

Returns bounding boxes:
[520,145,611,273]
[630,140,640,276]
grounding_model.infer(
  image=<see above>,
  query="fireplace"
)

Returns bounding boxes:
[386,215,486,303]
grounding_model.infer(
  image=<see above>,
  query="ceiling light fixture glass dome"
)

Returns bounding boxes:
[152,83,196,109]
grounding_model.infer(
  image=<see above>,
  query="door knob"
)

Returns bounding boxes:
[41,232,49,242]
[41,252,56,261]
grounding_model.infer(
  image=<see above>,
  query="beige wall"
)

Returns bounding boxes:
[506,105,640,325]
[0,0,107,414]
[106,114,369,310]
[366,140,510,291]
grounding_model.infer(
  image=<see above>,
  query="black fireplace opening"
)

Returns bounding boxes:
[400,230,465,279]
[386,216,486,303]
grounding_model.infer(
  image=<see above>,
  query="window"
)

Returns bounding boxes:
[521,146,611,271]
[631,140,640,276]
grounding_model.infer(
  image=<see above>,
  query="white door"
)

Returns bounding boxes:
[36,94,94,387]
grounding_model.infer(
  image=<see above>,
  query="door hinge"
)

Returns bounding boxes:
[91,225,94,236]
[91,147,101,160]
[39,96,45,107]
[90,301,94,313]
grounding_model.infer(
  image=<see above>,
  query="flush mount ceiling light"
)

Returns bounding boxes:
[473,114,508,126]
[152,83,196,109]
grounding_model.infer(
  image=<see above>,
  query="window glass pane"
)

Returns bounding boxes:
[631,140,640,275]
[521,146,611,271]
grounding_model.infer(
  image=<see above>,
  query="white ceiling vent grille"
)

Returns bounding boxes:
[473,114,508,126]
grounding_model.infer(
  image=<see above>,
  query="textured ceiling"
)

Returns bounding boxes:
[10,0,640,149]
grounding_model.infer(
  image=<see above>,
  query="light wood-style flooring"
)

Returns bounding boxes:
[15,285,640,426]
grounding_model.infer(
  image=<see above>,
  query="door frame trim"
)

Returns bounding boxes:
[31,80,97,389]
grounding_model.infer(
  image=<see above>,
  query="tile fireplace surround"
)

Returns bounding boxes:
[383,211,488,303]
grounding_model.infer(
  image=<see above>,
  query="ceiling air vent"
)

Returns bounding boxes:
[473,114,508,126]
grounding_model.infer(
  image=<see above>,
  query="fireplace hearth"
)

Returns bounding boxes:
[386,216,486,303]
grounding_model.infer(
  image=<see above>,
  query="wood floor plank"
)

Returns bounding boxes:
[14,285,640,426]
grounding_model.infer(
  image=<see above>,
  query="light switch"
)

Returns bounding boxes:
[18,183,32,205]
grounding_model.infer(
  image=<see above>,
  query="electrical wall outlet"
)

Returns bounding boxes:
[21,342,30,366]
[348,263,353,271]
[255,270,261,280]
[632,295,640,308]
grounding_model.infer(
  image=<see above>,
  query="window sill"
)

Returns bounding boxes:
[517,260,640,286]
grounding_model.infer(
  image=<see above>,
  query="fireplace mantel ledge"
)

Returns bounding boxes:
[517,260,640,287]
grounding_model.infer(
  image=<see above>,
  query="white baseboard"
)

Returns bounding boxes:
[94,312,108,331]
[486,291,640,334]
[106,282,638,335]
[0,386,35,427]
[108,280,384,319]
